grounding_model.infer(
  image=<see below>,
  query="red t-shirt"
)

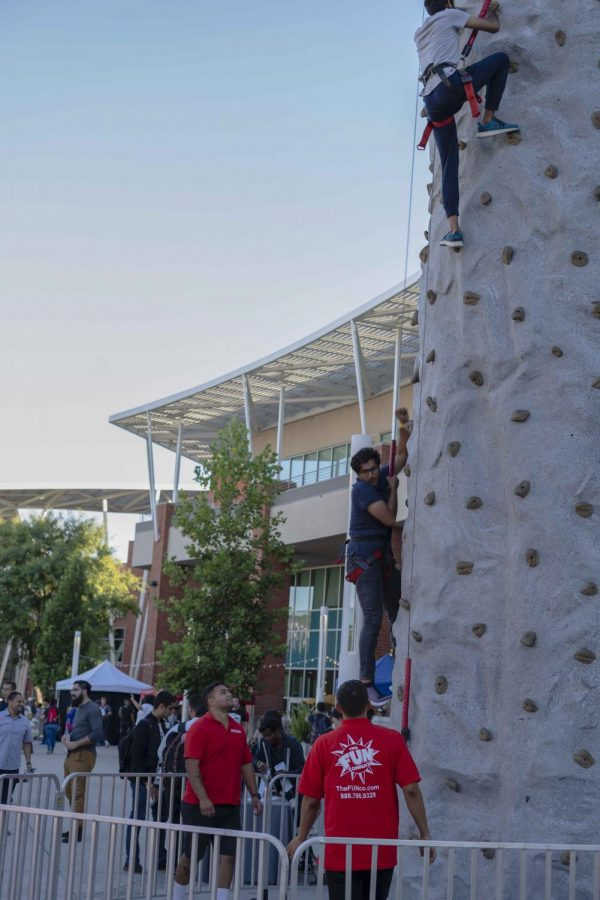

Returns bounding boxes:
[299,718,420,871]
[182,712,252,806]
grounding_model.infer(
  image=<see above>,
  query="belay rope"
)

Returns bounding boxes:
[417,0,493,151]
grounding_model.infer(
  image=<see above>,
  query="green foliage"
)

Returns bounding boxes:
[289,704,311,744]
[158,419,297,696]
[0,514,139,696]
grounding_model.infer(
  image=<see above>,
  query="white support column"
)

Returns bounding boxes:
[134,605,150,680]
[316,606,329,703]
[71,631,81,680]
[276,384,286,460]
[16,661,28,697]
[351,320,368,434]
[0,641,13,687]
[102,498,117,665]
[173,422,183,503]
[129,571,148,678]
[146,413,160,542]
[241,374,254,455]
[391,326,402,442]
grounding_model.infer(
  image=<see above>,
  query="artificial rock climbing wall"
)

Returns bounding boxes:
[395,1,599,895]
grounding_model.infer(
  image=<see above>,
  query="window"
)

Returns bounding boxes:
[113,627,125,663]
[279,442,351,489]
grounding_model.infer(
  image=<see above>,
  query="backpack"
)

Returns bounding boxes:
[118,717,150,774]
[309,712,331,744]
[162,723,187,774]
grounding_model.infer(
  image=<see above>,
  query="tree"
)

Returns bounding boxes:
[0,514,138,695]
[397,4,598,893]
[158,419,297,695]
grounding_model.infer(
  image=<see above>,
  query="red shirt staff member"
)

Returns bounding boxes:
[173,683,262,900]
[287,680,435,900]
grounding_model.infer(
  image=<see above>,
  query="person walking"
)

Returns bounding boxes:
[61,679,104,843]
[172,683,262,900]
[98,696,113,746]
[43,698,60,754]
[124,690,177,874]
[287,680,435,900]
[0,691,33,804]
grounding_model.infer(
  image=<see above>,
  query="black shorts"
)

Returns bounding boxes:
[180,801,241,859]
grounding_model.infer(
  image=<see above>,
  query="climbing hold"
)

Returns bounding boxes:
[447,441,461,457]
[507,131,522,145]
[593,379,600,390]
[458,140,467,151]
[522,699,538,713]
[575,502,594,518]
[411,631,423,643]
[397,685,404,702]
[466,496,482,510]
[425,349,436,363]
[404,464,411,477]
[480,191,492,205]
[456,561,474,575]
[420,107,427,118]
[469,370,484,387]
[502,246,514,265]
[419,245,429,264]
[411,367,420,385]
[514,481,531,498]
[571,251,589,267]
[400,598,411,611]
[544,164,558,179]
[592,303,600,319]
[444,778,460,792]
[482,849,496,861]
[592,112,600,129]
[594,187,600,201]
[520,632,537,648]
[435,676,448,695]
[479,728,492,742]
[512,307,525,322]
[512,410,530,422]
[581,582,598,596]
[426,397,438,412]
[555,30,566,46]
[560,852,572,867]
[411,310,419,327]
[573,750,595,769]
[424,491,436,506]
[525,549,539,568]
[426,289,437,305]
[508,61,519,73]
[424,229,430,239]
[463,291,480,305]
[472,623,486,638]
[551,346,563,357]
[426,182,433,196]
[574,648,596,664]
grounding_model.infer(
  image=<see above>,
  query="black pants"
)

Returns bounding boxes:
[0,770,19,805]
[326,869,394,900]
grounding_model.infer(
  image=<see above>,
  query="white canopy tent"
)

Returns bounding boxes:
[55,659,153,694]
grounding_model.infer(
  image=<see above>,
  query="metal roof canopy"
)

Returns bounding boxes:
[0,486,200,519]
[109,276,420,463]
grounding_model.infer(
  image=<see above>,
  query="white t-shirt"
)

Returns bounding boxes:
[414,9,470,95]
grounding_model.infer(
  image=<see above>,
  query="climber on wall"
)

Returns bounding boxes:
[415,0,520,249]
[346,407,411,708]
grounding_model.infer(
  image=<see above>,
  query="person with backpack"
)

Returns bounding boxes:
[43,698,60,754]
[121,690,177,874]
[253,710,304,798]
[307,702,331,744]
[155,692,205,834]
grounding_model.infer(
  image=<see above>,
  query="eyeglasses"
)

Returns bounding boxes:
[359,465,379,476]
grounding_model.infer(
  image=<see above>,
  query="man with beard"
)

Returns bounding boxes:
[0,691,33,804]
[61,679,104,843]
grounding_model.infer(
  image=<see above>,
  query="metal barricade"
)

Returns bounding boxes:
[0,803,289,900]
[0,771,61,810]
[289,836,600,900]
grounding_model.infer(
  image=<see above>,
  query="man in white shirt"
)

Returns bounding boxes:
[415,0,519,248]
[0,692,33,805]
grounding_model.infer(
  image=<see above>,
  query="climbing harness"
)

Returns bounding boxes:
[417,0,492,151]
[345,548,384,585]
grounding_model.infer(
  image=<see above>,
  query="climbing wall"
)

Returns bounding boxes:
[395,0,599,894]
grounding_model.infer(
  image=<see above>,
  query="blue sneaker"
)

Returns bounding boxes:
[477,117,520,138]
[440,231,464,248]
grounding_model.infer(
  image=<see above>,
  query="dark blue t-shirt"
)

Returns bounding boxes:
[349,464,391,540]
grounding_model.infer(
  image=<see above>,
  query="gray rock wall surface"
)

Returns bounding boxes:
[394,1,599,895]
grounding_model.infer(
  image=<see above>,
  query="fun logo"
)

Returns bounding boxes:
[332,735,382,783]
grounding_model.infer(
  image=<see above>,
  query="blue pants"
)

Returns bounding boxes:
[424,52,510,218]
[44,723,59,753]
[125,780,166,867]
[347,545,401,682]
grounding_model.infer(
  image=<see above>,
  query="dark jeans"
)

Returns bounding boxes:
[424,52,510,217]
[348,545,401,682]
[0,769,18,805]
[125,779,165,866]
[326,868,394,900]
[44,723,59,753]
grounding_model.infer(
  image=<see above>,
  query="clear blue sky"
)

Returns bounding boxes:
[0,0,429,557]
